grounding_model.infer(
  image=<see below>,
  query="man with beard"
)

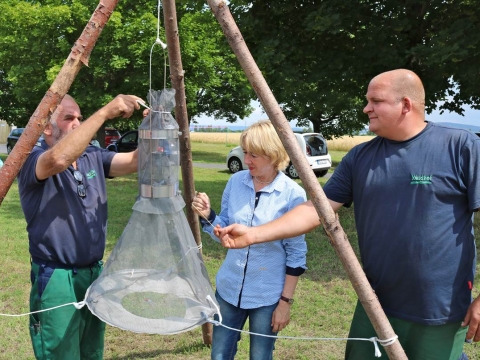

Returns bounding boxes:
[17,94,143,360]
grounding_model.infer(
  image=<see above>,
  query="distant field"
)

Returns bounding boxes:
[190,132,375,152]
[327,135,375,151]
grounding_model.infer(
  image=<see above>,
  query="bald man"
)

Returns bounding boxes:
[216,69,480,359]
[17,94,143,360]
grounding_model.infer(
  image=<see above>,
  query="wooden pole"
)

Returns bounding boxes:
[206,1,407,358]
[0,0,119,206]
[162,0,213,345]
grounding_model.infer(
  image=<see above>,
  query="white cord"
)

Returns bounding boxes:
[149,0,167,101]
[192,193,215,228]
[207,317,397,358]
[0,301,85,317]
[0,295,397,357]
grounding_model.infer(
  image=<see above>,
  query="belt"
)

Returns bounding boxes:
[31,257,103,270]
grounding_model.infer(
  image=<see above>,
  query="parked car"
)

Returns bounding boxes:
[107,130,138,153]
[475,132,480,137]
[105,128,121,147]
[227,133,332,178]
[6,128,43,154]
[7,128,24,154]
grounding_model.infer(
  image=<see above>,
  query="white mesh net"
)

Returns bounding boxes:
[85,196,218,335]
[85,89,218,335]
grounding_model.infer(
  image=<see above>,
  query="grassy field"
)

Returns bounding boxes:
[1,135,479,359]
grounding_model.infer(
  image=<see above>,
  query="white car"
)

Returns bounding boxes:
[226,133,332,179]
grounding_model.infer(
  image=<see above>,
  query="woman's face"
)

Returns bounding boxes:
[243,149,275,177]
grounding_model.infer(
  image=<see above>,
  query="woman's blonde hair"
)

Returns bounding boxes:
[240,120,289,171]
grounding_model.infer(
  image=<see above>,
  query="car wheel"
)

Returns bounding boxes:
[286,163,299,179]
[228,157,243,173]
[6,144,12,154]
[315,169,328,177]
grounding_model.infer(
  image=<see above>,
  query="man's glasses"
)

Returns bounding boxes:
[73,170,86,198]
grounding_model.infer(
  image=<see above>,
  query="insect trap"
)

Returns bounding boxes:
[85,89,218,335]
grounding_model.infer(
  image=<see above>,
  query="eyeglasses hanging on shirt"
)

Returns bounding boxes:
[71,169,86,198]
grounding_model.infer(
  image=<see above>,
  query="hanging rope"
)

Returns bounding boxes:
[149,0,168,103]
[135,0,167,116]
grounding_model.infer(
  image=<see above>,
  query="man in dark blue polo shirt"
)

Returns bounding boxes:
[17,94,143,360]
[216,69,480,359]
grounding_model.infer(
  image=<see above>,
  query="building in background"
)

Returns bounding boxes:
[0,121,11,143]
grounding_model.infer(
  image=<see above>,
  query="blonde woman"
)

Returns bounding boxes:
[192,121,307,360]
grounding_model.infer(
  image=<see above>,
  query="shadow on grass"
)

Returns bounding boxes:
[192,150,228,164]
[104,342,208,360]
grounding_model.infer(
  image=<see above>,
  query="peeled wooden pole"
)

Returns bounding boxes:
[0,0,119,206]
[162,0,213,345]
[206,1,407,358]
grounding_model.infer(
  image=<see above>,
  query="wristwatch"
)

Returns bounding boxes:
[280,295,294,305]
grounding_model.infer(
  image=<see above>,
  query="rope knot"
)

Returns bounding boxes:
[369,335,399,357]
[73,301,86,309]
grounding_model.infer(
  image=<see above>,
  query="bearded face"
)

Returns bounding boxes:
[46,96,83,146]
[49,120,68,145]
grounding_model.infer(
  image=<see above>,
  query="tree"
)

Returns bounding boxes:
[229,0,480,137]
[0,0,254,131]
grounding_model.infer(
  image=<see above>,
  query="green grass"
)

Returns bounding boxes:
[329,150,346,170]
[190,142,238,164]
[1,150,480,359]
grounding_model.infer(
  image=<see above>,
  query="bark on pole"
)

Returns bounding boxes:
[0,0,119,206]
[207,1,407,358]
[162,0,213,345]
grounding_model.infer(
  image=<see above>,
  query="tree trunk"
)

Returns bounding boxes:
[162,0,212,346]
[0,0,119,206]
[206,1,407,358]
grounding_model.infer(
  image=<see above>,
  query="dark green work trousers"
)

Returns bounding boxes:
[345,301,468,360]
[29,261,105,360]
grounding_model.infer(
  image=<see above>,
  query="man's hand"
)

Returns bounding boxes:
[271,301,291,333]
[214,224,255,249]
[462,295,480,341]
[100,94,143,120]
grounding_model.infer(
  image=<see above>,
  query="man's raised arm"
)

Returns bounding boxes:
[215,199,343,248]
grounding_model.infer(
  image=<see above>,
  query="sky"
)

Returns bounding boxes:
[426,106,480,127]
[194,100,480,129]
[194,100,268,128]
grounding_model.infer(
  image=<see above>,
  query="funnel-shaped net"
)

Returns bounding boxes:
[85,89,217,335]
[85,195,217,335]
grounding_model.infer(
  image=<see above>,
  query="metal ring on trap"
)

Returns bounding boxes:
[85,269,216,335]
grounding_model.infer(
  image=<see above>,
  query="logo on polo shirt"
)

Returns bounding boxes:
[410,174,432,185]
[86,170,97,180]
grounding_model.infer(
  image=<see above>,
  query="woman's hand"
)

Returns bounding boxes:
[192,191,212,220]
[271,301,291,332]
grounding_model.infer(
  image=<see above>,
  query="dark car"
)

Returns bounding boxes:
[476,132,480,137]
[107,130,138,153]
[6,128,43,154]
[6,128,24,154]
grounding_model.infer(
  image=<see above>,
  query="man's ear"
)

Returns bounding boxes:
[44,122,53,136]
[402,97,413,114]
